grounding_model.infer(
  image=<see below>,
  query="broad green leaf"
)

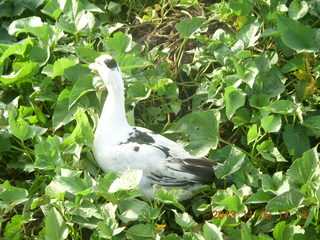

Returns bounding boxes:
[173,210,197,229]
[273,221,305,240]
[114,54,152,71]
[45,207,68,240]
[69,75,95,108]
[126,223,155,239]
[288,0,308,20]
[230,0,256,16]
[245,190,273,204]
[105,32,132,55]
[303,115,320,137]
[108,169,143,193]
[203,221,223,240]
[0,61,39,85]
[281,56,305,73]
[247,124,258,144]
[34,136,62,170]
[249,94,270,108]
[154,188,186,211]
[127,81,150,102]
[168,110,220,157]
[237,20,260,47]
[0,37,33,64]
[8,16,43,35]
[42,0,65,19]
[0,181,28,205]
[63,108,94,146]
[215,148,245,178]
[241,222,256,240]
[259,172,290,195]
[256,140,287,162]
[75,47,101,63]
[175,18,204,38]
[287,147,319,185]
[219,195,246,215]
[52,89,77,130]
[224,86,246,119]
[233,108,250,127]
[52,58,77,78]
[97,220,125,239]
[0,134,11,152]
[45,175,92,198]
[266,190,304,211]
[4,214,24,240]
[64,65,91,83]
[261,115,281,133]
[268,100,294,114]
[277,15,318,52]
[282,125,310,157]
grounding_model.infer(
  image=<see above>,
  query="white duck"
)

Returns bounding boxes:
[89,55,229,199]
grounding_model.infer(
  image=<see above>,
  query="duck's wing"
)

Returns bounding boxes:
[126,127,227,188]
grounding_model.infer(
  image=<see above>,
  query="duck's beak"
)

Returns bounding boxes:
[89,61,99,71]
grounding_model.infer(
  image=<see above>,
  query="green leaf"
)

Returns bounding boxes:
[247,124,258,144]
[0,134,12,152]
[75,46,101,63]
[4,215,24,240]
[273,221,305,240]
[203,221,223,240]
[230,0,256,16]
[105,31,132,55]
[282,125,310,157]
[114,54,152,71]
[52,89,77,130]
[224,86,246,119]
[63,108,94,146]
[0,37,33,64]
[287,147,319,185]
[237,19,260,47]
[249,94,270,108]
[45,207,68,240]
[261,115,281,133]
[0,61,39,85]
[219,195,246,215]
[277,15,318,52]
[281,56,305,73]
[241,222,256,240]
[303,115,320,137]
[126,223,155,239]
[117,198,153,223]
[52,58,77,78]
[266,190,304,211]
[8,16,43,35]
[41,0,64,19]
[215,148,246,178]
[108,169,143,193]
[256,140,287,162]
[97,220,125,239]
[173,210,197,229]
[175,18,204,38]
[0,181,28,205]
[288,0,308,20]
[34,136,62,170]
[245,190,273,204]
[168,110,220,157]
[268,100,294,114]
[69,75,95,108]
[259,171,290,195]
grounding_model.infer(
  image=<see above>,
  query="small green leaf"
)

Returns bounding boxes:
[303,115,320,137]
[175,18,204,38]
[105,31,132,55]
[259,171,290,195]
[256,140,287,162]
[114,54,152,71]
[97,220,125,238]
[245,190,273,204]
[69,75,95,108]
[261,115,281,133]
[52,58,77,78]
[8,16,43,35]
[219,195,246,215]
[277,15,318,52]
[287,147,319,185]
[249,94,270,108]
[282,125,310,157]
[237,19,260,47]
[288,0,308,20]
[266,190,304,212]
[63,108,94,146]
[215,148,246,178]
[126,223,155,239]
[268,100,294,114]
[247,124,258,144]
[4,215,24,240]
[0,181,28,205]
[0,61,39,85]
[108,169,142,193]
[224,86,246,119]
[45,207,68,240]
[173,210,197,229]
[203,221,223,240]
[230,0,256,16]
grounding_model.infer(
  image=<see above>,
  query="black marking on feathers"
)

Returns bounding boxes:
[125,129,155,145]
[104,58,118,69]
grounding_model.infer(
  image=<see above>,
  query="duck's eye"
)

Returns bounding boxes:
[104,58,118,69]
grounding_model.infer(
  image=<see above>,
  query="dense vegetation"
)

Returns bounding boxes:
[0,0,320,239]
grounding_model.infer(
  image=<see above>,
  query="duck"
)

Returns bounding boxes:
[89,54,230,199]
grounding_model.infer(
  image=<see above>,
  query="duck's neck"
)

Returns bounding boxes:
[96,87,130,137]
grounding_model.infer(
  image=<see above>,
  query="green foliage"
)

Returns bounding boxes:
[0,0,320,239]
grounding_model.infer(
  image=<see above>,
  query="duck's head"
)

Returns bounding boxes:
[89,55,124,91]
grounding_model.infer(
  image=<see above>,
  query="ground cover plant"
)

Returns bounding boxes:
[0,0,320,239]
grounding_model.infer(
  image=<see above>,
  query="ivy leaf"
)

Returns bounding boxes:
[224,86,246,119]
[175,18,204,38]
